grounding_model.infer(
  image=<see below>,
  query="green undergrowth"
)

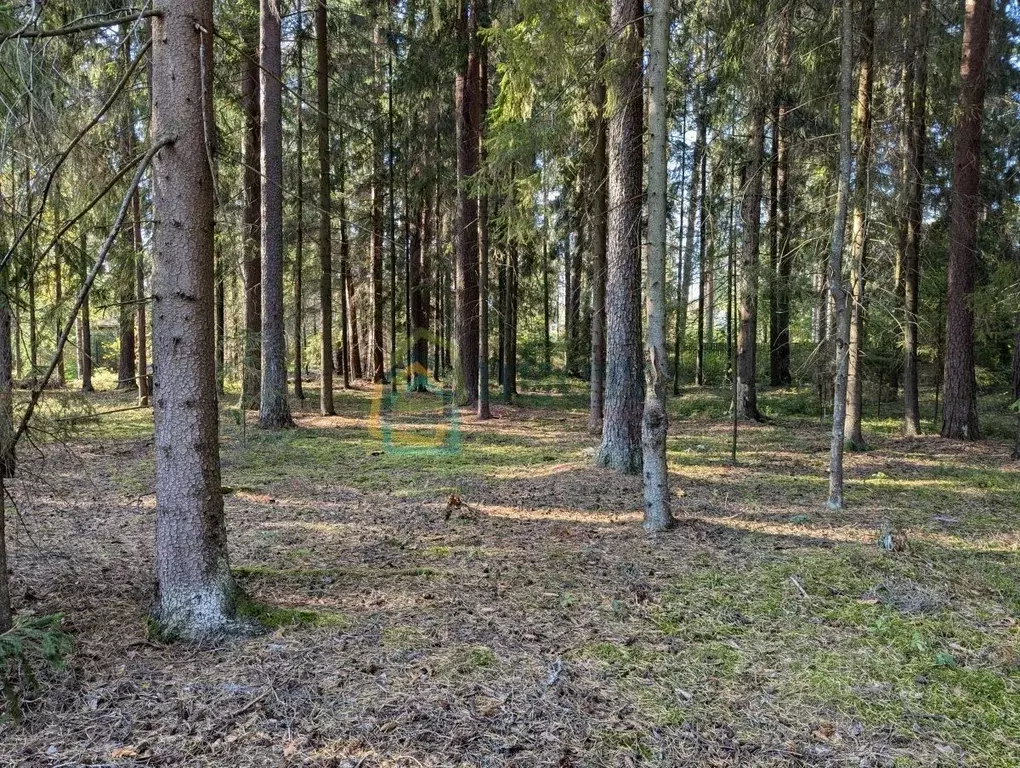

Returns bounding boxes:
[581,542,1020,765]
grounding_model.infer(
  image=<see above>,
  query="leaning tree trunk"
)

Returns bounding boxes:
[316,0,335,415]
[258,0,293,429]
[240,29,262,411]
[642,0,673,531]
[846,0,875,450]
[588,45,608,434]
[827,0,854,511]
[941,0,990,441]
[902,0,930,437]
[150,0,240,639]
[595,0,644,475]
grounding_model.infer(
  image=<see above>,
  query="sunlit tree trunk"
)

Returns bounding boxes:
[901,0,930,437]
[846,0,874,450]
[827,0,854,510]
[941,0,990,441]
[588,45,608,433]
[595,0,644,474]
[315,0,335,414]
[240,24,262,411]
[642,0,673,530]
[258,0,293,428]
[151,0,240,638]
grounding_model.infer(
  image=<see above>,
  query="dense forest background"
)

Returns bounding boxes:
[0,0,1019,764]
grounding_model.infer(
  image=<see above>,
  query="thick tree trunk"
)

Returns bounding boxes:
[455,2,481,404]
[846,0,875,450]
[941,0,990,441]
[827,0,854,511]
[737,64,766,422]
[902,0,930,437]
[150,0,240,639]
[642,0,673,531]
[588,45,608,434]
[240,32,262,411]
[258,0,293,429]
[595,0,644,475]
[316,0,334,414]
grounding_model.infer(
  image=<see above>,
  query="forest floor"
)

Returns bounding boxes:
[0,377,1018,767]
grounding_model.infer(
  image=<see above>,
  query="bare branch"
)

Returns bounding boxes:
[0,10,160,43]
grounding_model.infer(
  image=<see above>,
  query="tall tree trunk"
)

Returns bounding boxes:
[674,90,704,392]
[455,1,480,404]
[240,29,262,411]
[901,0,930,437]
[258,0,293,428]
[371,19,385,385]
[589,46,608,433]
[595,0,644,475]
[568,184,584,377]
[337,123,353,388]
[410,186,431,391]
[316,0,335,413]
[642,0,673,531]
[292,14,306,402]
[116,125,136,392]
[846,0,875,450]
[150,0,240,638]
[695,145,707,386]
[941,0,991,441]
[827,0,854,511]
[772,5,793,388]
[737,38,766,422]
[477,6,491,419]
[387,20,398,394]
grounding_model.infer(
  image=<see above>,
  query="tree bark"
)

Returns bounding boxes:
[240,28,262,411]
[595,0,644,475]
[827,0,854,511]
[477,8,491,419]
[316,0,334,414]
[846,0,875,450]
[771,6,793,388]
[134,188,149,405]
[737,42,766,422]
[642,0,673,531]
[78,232,93,392]
[292,14,306,402]
[258,0,293,429]
[901,0,930,437]
[455,1,480,404]
[941,0,990,441]
[674,89,704,392]
[588,46,608,434]
[150,0,240,638]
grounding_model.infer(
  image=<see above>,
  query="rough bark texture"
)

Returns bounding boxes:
[240,31,262,411]
[642,0,673,532]
[150,0,240,639]
[846,0,875,450]
[827,0,854,511]
[258,0,293,429]
[595,0,644,475]
[941,0,990,441]
[901,0,930,437]
[477,18,491,419]
[292,16,305,402]
[737,65,765,422]
[588,46,608,434]
[455,1,480,405]
[316,0,335,415]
